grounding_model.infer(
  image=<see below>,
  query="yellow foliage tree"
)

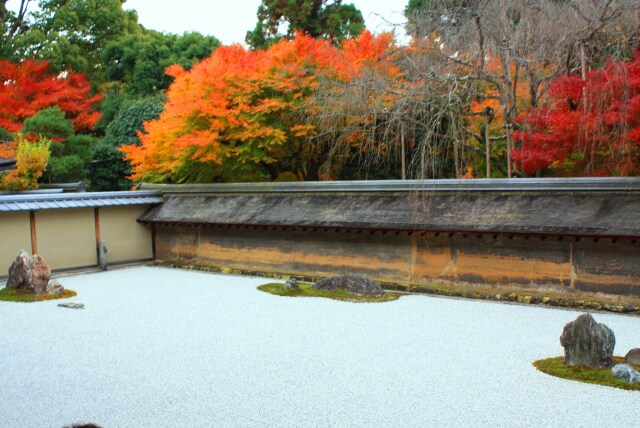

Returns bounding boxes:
[0,134,51,191]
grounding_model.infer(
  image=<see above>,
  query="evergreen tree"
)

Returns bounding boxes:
[246,0,364,49]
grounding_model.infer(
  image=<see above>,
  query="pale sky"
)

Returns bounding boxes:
[8,0,409,46]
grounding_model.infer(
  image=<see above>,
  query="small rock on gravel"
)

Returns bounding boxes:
[283,278,299,290]
[45,279,64,295]
[611,364,640,383]
[58,303,85,310]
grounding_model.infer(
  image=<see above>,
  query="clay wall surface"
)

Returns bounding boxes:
[35,208,96,270]
[100,206,153,263]
[0,212,32,264]
[1,206,156,272]
[154,225,640,296]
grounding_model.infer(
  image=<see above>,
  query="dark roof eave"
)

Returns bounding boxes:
[137,190,640,238]
[138,219,640,240]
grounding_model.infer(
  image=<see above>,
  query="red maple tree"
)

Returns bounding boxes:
[513,51,640,176]
[0,59,102,134]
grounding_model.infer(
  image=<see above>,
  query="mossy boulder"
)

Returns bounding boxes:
[7,250,65,295]
[560,313,615,368]
[312,274,384,297]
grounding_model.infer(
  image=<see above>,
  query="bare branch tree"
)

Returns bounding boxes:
[304,1,639,180]
[1,0,32,45]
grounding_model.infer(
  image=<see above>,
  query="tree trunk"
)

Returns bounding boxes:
[505,123,513,178]
[484,118,491,178]
[400,122,406,180]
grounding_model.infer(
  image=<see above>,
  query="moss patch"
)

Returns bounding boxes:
[0,287,77,303]
[533,356,640,391]
[258,282,402,303]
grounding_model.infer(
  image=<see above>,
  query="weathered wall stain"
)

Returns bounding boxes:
[154,225,640,297]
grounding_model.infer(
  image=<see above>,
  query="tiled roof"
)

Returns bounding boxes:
[0,190,162,212]
[138,178,640,238]
[0,158,16,173]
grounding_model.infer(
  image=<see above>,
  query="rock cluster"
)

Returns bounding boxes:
[6,250,64,295]
[611,364,640,383]
[283,278,299,290]
[312,274,384,297]
[559,313,615,368]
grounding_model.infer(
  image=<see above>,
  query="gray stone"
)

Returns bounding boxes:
[58,303,85,309]
[45,279,64,296]
[603,304,624,313]
[624,348,640,365]
[559,313,615,368]
[7,250,52,294]
[312,274,384,297]
[611,364,640,383]
[283,278,299,290]
[98,240,108,271]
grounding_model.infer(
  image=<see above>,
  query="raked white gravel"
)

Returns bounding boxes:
[1,266,639,428]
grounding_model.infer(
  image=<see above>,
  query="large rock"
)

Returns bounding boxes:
[6,250,63,295]
[559,313,615,368]
[611,364,640,383]
[312,274,384,297]
[624,348,640,365]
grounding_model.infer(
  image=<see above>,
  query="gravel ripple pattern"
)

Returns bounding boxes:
[1,266,639,427]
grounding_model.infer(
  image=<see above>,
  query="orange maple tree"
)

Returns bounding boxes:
[122,31,397,183]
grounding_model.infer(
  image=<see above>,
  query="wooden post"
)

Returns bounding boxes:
[483,106,494,178]
[151,223,157,260]
[94,207,101,266]
[505,123,513,178]
[580,42,587,113]
[485,117,491,178]
[29,211,37,255]
[400,122,406,180]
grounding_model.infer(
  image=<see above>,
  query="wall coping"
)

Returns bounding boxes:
[140,177,640,194]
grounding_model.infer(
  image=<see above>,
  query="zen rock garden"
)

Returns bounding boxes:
[6,250,64,296]
[258,272,400,303]
[1,250,77,303]
[560,313,640,384]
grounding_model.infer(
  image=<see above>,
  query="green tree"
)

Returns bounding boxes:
[104,94,165,146]
[10,0,141,84]
[88,139,132,190]
[246,0,364,49]
[89,95,164,190]
[0,126,10,141]
[46,151,87,182]
[1,0,31,60]
[22,106,92,183]
[96,30,218,133]
[101,30,220,97]
[22,106,73,140]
